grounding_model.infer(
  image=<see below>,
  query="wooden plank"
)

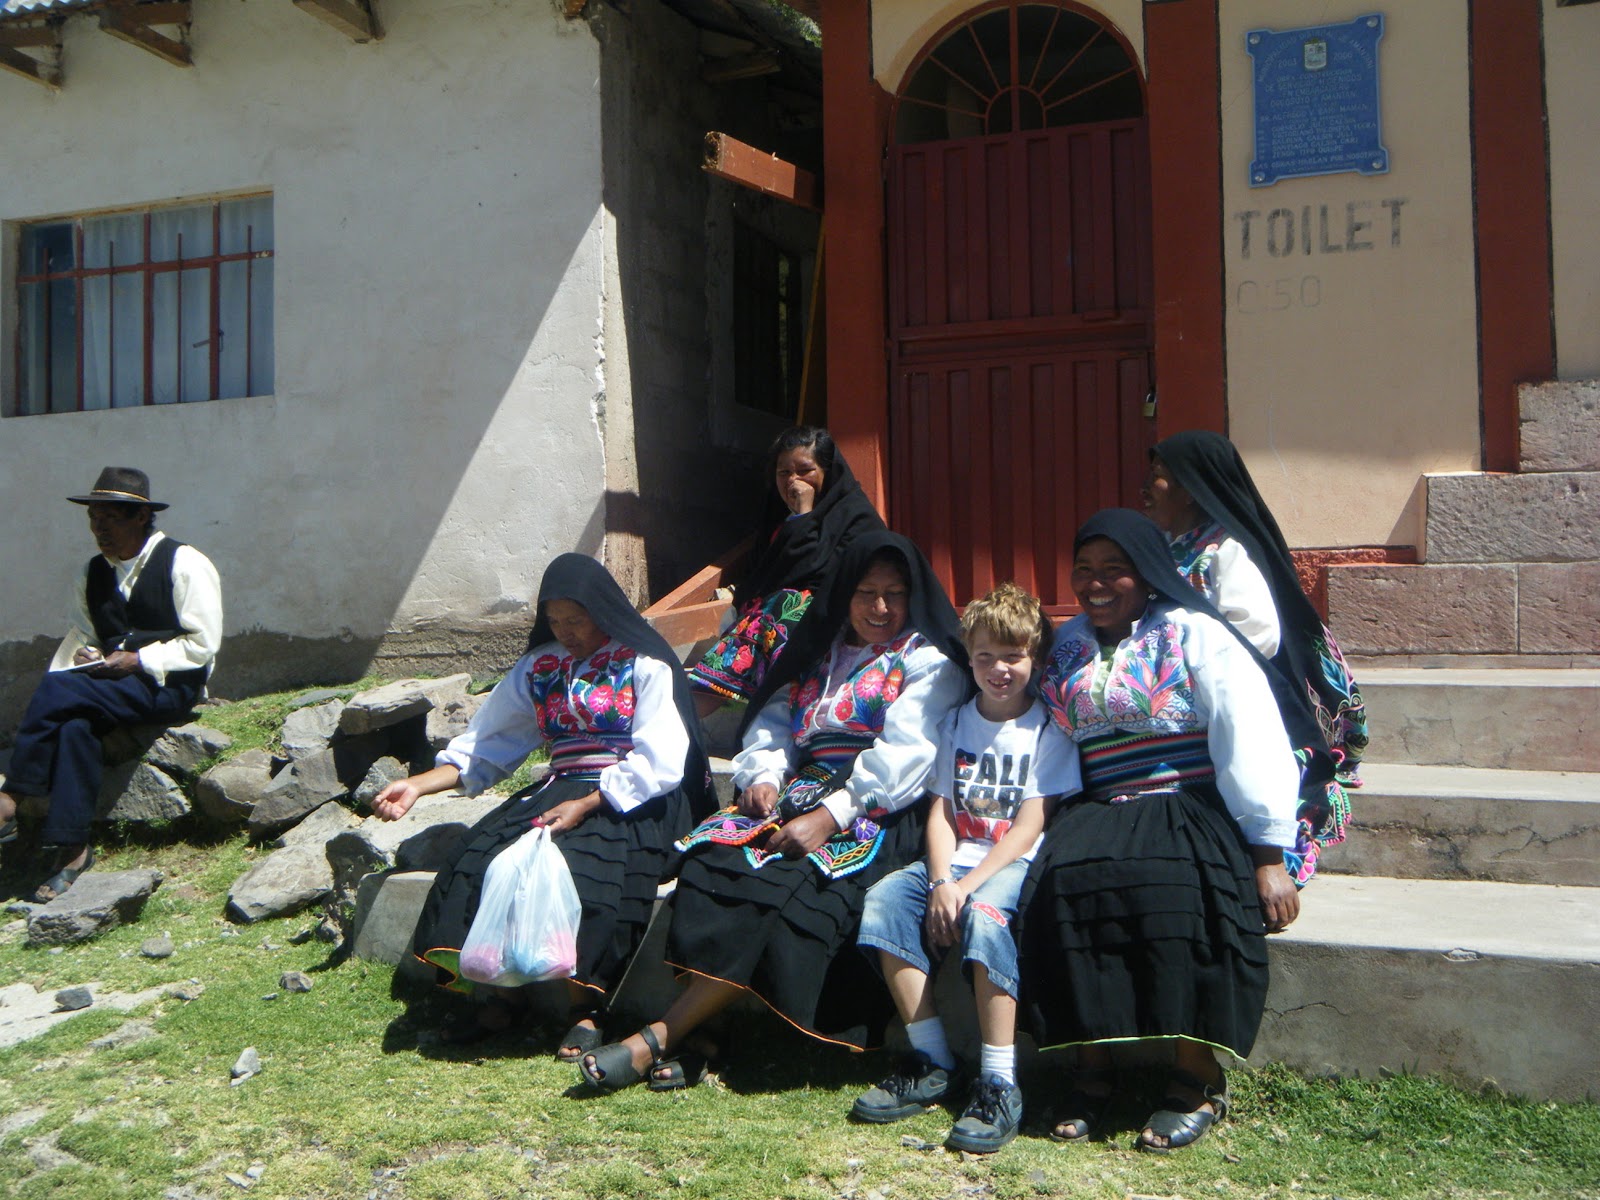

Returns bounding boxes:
[702,51,780,84]
[0,43,59,89]
[0,25,62,49]
[701,131,819,210]
[123,2,192,24]
[645,598,734,650]
[643,535,754,617]
[290,0,382,43]
[99,9,191,66]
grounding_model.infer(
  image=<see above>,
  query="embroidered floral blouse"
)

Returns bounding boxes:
[437,639,688,813]
[1040,607,1301,847]
[1169,520,1281,658]
[733,631,965,828]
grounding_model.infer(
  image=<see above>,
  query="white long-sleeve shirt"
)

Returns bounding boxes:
[1047,608,1301,848]
[438,641,689,814]
[732,637,966,829]
[49,530,223,687]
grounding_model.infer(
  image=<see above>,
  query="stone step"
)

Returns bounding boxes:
[1355,667,1600,772]
[1253,875,1600,1101]
[1423,469,1600,563]
[1328,561,1598,657]
[1323,763,1600,886]
[1519,379,1599,473]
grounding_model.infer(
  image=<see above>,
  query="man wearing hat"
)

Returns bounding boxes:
[0,467,222,902]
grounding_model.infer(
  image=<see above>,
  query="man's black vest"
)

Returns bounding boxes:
[85,537,208,688]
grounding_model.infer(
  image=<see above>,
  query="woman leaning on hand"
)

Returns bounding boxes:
[1019,510,1321,1153]
[371,553,712,1059]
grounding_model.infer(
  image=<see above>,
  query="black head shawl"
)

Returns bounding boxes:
[737,446,886,609]
[737,530,967,740]
[1074,509,1333,785]
[525,553,716,818]
[1152,431,1338,719]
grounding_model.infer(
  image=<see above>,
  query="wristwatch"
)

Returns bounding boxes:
[927,876,952,894]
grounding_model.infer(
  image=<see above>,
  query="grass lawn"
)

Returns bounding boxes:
[0,688,1595,1199]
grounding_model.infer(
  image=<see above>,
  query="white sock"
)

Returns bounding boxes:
[980,1042,1016,1086]
[905,1017,956,1070]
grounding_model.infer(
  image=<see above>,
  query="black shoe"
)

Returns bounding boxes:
[851,1051,958,1123]
[945,1076,1024,1154]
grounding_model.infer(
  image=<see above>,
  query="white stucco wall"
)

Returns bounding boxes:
[1219,1,1479,548]
[1544,0,1600,380]
[0,0,605,672]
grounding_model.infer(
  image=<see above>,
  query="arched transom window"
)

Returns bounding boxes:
[895,2,1143,145]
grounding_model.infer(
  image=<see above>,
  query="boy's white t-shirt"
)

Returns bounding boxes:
[930,697,1082,870]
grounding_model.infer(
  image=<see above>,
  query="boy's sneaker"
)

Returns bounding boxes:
[851,1051,958,1123]
[945,1076,1024,1154]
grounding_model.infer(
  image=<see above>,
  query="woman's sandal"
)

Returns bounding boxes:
[32,846,94,904]
[1136,1068,1230,1153]
[1048,1069,1115,1142]
[555,1005,606,1063]
[579,1025,666,1092]
[647,1049,707,1092]
[0,818,18,846]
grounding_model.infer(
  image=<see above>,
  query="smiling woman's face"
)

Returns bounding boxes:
[846,559,910,646]
[1071,537,1148,643]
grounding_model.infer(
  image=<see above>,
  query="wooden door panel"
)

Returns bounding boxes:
[890,348,1151,609]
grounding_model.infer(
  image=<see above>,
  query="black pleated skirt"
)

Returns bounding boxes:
[413,774,689,994]
[666,801,927,1049]
[1016,785,1269,1059]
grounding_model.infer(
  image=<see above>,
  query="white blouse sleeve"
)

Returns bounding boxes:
[137,544,224,685]
[731,685,795,794]
[596,655,689,814]
[1180,610,1301,848]
[1211,538,1281,658]
[823,644,967,827]
[436,655,546,796]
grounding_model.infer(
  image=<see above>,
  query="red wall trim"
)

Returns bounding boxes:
[1144,0,1226,437]
[1470,0,1555,472]
[820,0,891,513]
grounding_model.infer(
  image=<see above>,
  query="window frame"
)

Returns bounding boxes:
[11,193,274,416]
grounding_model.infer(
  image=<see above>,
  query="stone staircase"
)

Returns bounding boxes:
[1255,380,1600,1102]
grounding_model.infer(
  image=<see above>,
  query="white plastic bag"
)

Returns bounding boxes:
[458,826,581,986]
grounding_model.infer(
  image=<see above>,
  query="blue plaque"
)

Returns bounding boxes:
[1248,14,1388,187]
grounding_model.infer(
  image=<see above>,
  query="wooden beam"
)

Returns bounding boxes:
[290,0,382,43]
[123,2,193,23]
[702,131,820,210]
[99,7,191,67]
[0,25,63,49]
[0,42,60,90]
[701,50,780,84]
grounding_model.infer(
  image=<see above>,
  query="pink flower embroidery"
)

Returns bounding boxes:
[614,686,635,719]
[532,654,561,673]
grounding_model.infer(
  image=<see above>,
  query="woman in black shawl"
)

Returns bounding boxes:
[580,531,967,1092]
[373,554,712,1057]
[1020,510,1313,1151]
[689,427,884,715]
[1144,430,1366,882]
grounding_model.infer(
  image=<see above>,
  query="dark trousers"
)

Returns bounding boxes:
[5,670,201,845]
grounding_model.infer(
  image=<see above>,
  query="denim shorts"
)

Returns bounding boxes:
[857,857,1030,999]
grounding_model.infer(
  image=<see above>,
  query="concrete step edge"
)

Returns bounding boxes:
[1284,875,1600,958]
[1354,762,1600,804]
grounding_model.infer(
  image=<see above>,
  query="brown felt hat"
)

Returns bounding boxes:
[67,466,169,511]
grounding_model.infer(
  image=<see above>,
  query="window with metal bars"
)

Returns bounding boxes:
[732,219,805,420]
[12,194,273,416]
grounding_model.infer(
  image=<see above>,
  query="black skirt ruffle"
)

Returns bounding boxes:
[413,775,689,994]
[1017,785,1269,1059]
[666,801,928,1049]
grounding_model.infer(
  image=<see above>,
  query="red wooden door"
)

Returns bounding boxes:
[887,7,1155,612]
